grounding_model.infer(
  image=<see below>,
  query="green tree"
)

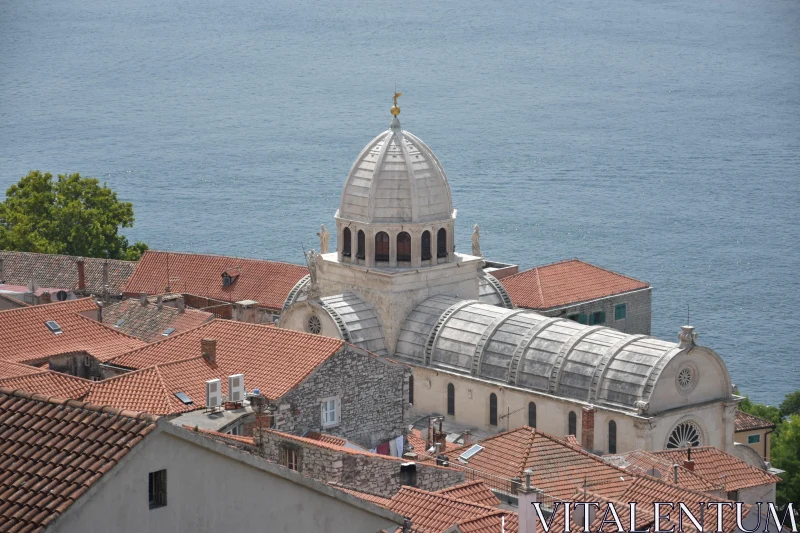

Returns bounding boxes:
[780,390,800,418]
[0,171,148,260]
[740,396,783,428]
[771,414,800,519]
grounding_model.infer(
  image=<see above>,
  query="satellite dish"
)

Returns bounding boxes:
[56,290,68,302]
[646,468,662,479]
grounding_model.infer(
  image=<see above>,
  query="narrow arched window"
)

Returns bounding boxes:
[342,228,352,257]
[447,383,455,416]
[528,402,537,428]
[608,420,617,454]
[375,232,389,262]
[408,375,414,405]
[568,411,577,436]
[421,231,432,261]
[356,230,365,260]
[437,228,447,258]
[397,232,411,262]
[489,394,498,426]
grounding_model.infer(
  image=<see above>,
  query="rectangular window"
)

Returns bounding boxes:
[748,434,761,444]
[567,313,588,324]
[148,470,167,509]
[589,311,605,325]
[614,303,627,321]
[228,424,241,436]
[280,447,299,471]
[321,398,338,427]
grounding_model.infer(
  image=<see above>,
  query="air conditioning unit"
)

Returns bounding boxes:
[206,379,222,409]
[228,374,245,403]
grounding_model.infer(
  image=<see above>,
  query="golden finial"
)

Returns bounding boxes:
[391,91,402,116]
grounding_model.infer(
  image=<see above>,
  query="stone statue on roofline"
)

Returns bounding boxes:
[317,224,330,255]
[472,224,482,257]
[304,249,322,300]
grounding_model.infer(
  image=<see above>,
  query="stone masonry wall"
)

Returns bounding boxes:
[276,346,410,449]
[538,287,652,335]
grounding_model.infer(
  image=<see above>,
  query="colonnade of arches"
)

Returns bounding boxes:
[339,225,450,266]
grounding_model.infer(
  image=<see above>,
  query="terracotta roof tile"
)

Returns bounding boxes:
[304,431,348,447]
[331,485,392,508]
[735,409,777,431]
[0,361,47,380]
[0,388,157,532]
[652,446,781,491]
[604,450,718,492]
[101,298,212,342]
[121,251,307,311]
[0,251,136,296]
[0,373,93,400]
[446,427,632,501]
[0,299,146,363]
[90,321,344,415]
[501,259,649,309]
[435,481,501,507]
[455,512,518,533]
[387,486,497,532]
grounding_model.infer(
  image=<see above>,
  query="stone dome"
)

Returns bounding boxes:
[337,117,454,224]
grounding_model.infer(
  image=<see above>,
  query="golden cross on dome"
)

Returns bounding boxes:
[391,91,402,116]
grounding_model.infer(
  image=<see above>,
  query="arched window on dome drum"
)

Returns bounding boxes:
[375,232,389,262]
[528,402,537,428]
[489,393,498,426]
[408,375,414,405]
[342,228,351,257]
[447,383,455,416]
[356,230,365,260]
[421,231,432,261]
[437,228,447,258]
[568,411,577,436]
[608,420,617,454]
[397,232,411,262]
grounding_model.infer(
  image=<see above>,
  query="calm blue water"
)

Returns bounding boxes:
[1,0,798,405]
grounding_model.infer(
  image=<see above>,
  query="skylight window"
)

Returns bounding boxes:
[45,321,62,335]
[458,444,484,463]
[174,392,192,405]
[162,327,176,337]
[115,319,126,327]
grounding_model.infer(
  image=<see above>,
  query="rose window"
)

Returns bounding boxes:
[677,367,693,390]
[667,422,702,449]
[307,315,322,334]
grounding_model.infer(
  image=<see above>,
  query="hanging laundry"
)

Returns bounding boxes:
[376,441,390,455]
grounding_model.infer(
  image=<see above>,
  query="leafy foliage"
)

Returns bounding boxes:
[740,396,783,428]
[771,414,800,519]
[0,171,148,260]
[780,391,800,418]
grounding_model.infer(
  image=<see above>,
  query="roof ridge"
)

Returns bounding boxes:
[74,313,150,343]
[535,266,545,305]
[396,486,499,512]
[105,319,218,364]
[0,386,160,423]
[0,297,96,316]
[153,365,180,414]
[519,427,538,477]
[142,250,306,269]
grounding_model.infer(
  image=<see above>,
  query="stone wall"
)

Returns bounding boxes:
[258,430,464,498]
[276,346,410,449]
[537,287,652,335]
[48,352,103,380]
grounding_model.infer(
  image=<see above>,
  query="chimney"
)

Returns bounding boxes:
[97,301,103,322]
[683,446,695,471]
[673,464,679,484]
[518,468,542,533]
[462,430,472,446]
[177,296,185,314]
[156,295,163,311]
[233,300,259,323]
[402,518,412,533]
[202,338,217,364]
[76,258,86,292]
[581,405,595,451]
[140,293,148,305]
[40,291,52,304]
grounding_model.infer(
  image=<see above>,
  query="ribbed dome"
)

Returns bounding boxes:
[338,117,454,224]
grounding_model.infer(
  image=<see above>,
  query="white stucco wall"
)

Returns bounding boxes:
[48,429,400,533]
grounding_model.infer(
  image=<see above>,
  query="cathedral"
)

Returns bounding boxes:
[279,97,741,457]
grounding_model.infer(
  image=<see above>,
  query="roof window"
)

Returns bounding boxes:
[162,327,176,337]
[458,444,484,463]
[174,392,193,405]
[45,321,62,335]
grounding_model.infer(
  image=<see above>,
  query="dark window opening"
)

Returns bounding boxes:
[421,231,432,261]
[447,383,455,416]
[280,446,300,471]
[356,230,365,260]
[409,375,414,405]
[608,420,617,454]
[342,228,352,257]
[489,393,498,426]
[400,462,417,487]
[148,470,167,509]
[437,228,448,258]
[397,232,411,262]
[528,402,537,428]
[567,313,588,324]
[589,311,606,325]
[614,303,627,321]
[375,232,389,262]
[568,411,577,436]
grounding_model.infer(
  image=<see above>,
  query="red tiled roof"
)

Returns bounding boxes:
[0,388,158,533]
[387,486,497,533]
[0,372,93,400]
[332,485,392,508]
[446,426,631,500]
[121,250,308,311]
[304,431,348,447]
[652,446,781,491]
[0,299,146,363]
[455,512,518,533]
[606,450,718,492]
[500,259,649,309]
[90,321,344,415]
[735,409,777,431]
[102,298,212,342]
[0,360,46,379]
[0,250,136,296]
[435,481,501,507]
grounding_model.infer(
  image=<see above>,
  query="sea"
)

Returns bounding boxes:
[1,0,798,406]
